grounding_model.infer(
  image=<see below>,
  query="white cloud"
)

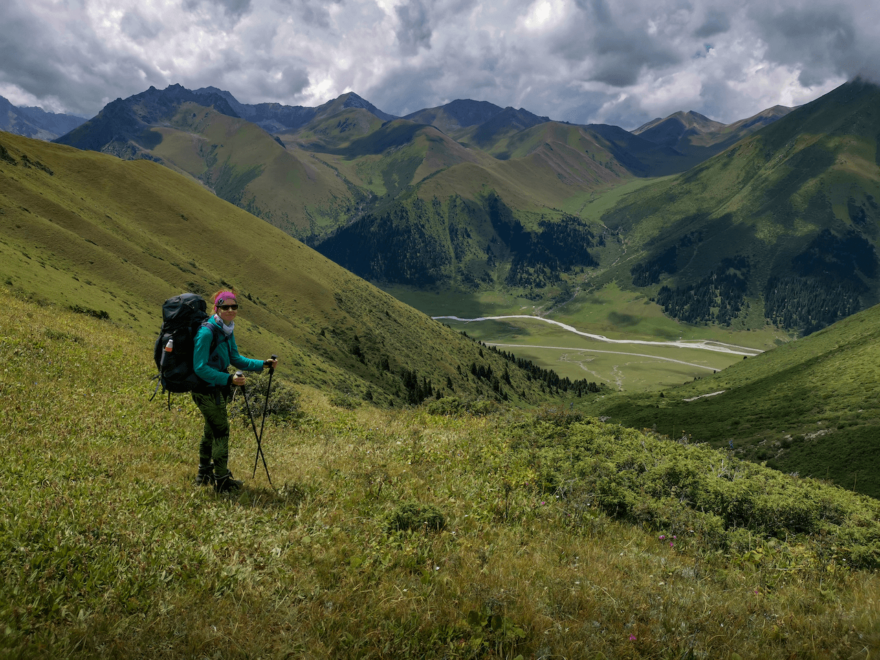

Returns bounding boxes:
[0,0,876,128]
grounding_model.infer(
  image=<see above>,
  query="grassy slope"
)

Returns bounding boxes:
[309,121,484,199]
[0,131,568,407]
[598,79,880,309]
[592,302,880,498]
[1,294,878,658]
[146,104,356,238]
[286,107,385,147]
[632,107,794,169]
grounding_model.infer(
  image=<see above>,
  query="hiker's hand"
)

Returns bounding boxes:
[264,358,278,370]
[232,374,246,386]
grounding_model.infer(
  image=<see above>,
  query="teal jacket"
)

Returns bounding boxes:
[193,316,264,388]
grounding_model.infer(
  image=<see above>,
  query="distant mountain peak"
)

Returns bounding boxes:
[0,94,87,141]
[326,92,397,121]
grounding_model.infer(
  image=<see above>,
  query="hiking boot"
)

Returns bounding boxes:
[214,470,243,493]
[195,463,215,486]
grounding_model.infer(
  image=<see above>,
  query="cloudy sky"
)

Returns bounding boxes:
[1,0,877,129]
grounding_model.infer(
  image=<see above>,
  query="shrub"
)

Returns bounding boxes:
[425,396,464,415]
[512,417,880,568]
[328,391,360,409]
[69,305,109,320]
[229,372,301,423]
[385,502,446,533]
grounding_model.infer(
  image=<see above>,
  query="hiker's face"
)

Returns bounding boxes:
[218,301,238,324]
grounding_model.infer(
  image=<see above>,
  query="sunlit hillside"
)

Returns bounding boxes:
[0,131,590,407]
[591,300,880,498]
[0,293,878,658]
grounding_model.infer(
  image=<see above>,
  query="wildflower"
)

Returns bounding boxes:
[659,535,666,540]
[629,635,637,641]
[669,542,674,548]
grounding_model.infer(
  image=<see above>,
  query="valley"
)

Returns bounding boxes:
[2,292,878,657]
[5,3,880,655]
[3,79,880,659]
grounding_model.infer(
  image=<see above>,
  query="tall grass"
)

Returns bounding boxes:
[1,295,878,658]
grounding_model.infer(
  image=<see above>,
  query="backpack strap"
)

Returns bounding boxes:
[201,322,229,406]
[201,320,227,359]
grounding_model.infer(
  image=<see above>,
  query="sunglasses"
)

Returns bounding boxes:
[218,304,239,311]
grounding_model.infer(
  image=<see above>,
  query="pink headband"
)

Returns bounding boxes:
[214,291,236,311]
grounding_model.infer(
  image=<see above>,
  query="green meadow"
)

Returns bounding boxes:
[590,302,880,498]
[0,132,575,408]
[437,316,743,390]
[383,280,774,391]
[1,292,878,658]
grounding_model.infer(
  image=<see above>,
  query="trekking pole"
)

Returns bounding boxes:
[236,371,273,488]
[253,355,277,480]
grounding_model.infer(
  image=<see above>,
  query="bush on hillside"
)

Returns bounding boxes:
[229,372,301,424]
[513,418,880,568]
[328,391,360,409]
[385,502,446,533]
[424,396,500,416]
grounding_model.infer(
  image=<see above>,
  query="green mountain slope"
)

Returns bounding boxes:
[3,291,878,656]
[633,106,793,167]
[593,301,880,498]
[150,103,358,237]
[599,79,880,335]
[58,92,360,240]
[309,118,702,291]
[287,107,388,151]
[0,131,595,406]
[402,98,504,133]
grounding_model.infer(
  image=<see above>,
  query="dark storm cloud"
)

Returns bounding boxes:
[748,3,870,87]
[183,0,254,21]
[0,0,165,117]
[273,0,345,29]
[547,0,681,87]
[1,0,878,127]
[395,0,433,54]
[120,11,163,42]
[694,9,730,38]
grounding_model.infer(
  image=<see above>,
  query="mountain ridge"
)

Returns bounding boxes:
[0,95,87,141]
[595,78,880,336]
[632,105,794,164]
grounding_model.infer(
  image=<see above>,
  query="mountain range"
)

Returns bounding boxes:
[46,83,787,294]
[597,79,880,336]
[4,79,880,497]
[13,79,880,339]
[0,95,86,140]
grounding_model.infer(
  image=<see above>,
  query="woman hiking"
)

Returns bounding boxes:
[193,288,278,492]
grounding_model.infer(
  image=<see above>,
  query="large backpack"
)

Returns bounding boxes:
[150,293,224,407]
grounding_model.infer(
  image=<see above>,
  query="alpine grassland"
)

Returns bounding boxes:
[2,291,879,659]
[0,131,583,408]
[591,301,880,499]
[593,79,880,337]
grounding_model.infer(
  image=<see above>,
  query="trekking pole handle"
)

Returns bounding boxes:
[266,354,278,373]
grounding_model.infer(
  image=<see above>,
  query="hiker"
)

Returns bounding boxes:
[192,288,278,492]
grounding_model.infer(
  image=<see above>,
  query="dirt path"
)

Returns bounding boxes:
[683,391,726,402]
[435,315,763,357]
